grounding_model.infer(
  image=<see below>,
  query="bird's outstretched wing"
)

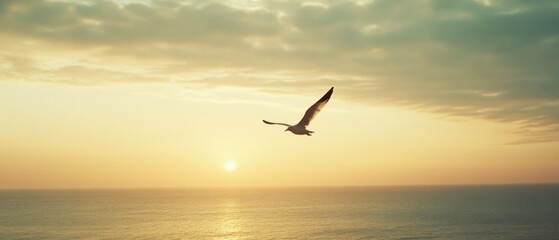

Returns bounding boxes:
[296,87,333,127]
[263,120,291,127]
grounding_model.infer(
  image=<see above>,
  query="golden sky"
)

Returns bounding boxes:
[1,0,558,188]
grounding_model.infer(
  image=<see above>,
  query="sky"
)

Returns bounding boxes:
[1,0,558,189]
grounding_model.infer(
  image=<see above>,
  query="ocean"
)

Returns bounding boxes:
[1,185,558,239]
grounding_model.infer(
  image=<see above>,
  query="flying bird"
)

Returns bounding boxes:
[263,87,334,136]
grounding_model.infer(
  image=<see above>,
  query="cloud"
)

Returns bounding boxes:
[1,0,559,142]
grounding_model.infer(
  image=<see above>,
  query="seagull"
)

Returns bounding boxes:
[263,87,334,136]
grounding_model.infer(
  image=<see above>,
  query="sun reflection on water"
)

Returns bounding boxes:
[216,199,242,239]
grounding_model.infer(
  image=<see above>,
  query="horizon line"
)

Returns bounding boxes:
[2,182,558,191]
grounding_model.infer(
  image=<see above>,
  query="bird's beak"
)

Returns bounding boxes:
[285,129,288,132]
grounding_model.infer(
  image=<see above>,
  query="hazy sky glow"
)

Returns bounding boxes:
[1,0,558,188]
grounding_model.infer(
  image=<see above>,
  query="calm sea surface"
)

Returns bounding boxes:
[1,185,558,239]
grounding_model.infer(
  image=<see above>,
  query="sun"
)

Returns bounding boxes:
[224,160,237,172]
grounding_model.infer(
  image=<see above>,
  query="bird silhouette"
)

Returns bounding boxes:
[263,87,333,136]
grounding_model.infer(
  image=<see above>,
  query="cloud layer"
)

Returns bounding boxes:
[1,0,559,142]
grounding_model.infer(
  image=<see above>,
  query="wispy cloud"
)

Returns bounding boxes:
[1,0,558,142]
